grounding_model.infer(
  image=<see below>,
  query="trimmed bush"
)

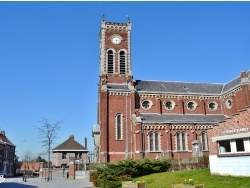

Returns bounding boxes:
[89,158,172,188]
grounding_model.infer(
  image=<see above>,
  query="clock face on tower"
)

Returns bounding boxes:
[111,35,122,44]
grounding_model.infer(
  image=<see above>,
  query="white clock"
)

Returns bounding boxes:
[111,35,122,44]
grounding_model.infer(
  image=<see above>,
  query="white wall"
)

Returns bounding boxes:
[209,155,250,176]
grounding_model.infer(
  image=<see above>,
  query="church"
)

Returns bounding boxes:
[93,19,250,169]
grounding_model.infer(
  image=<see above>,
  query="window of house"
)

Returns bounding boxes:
[141,100,152,110]
[200,132,208,150]
[107,50,114,74]
[219,138,250,154]
[176,132,186,151]
[225,98,233,109]
[149,132,160,152]
[236,139,244,152]
[116,113,123,140]
[164,100,175,110]
[119,51,126,74]
[186,101,197,111]
[208,101,218,111]
[62,153,67,159]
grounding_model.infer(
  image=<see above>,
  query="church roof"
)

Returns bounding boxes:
[140,113,227,124]
[53,135,88,152]
[222,75,242,93]
[135,80,223,95]
[106,71,249,95]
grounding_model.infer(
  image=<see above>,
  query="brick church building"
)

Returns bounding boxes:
[94,19,250,164]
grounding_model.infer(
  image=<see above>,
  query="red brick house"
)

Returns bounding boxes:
[95,19,250,163]
[20,161,41,174]
[0,130,15,177]
[52,135,88,167]
[208,106,250,176]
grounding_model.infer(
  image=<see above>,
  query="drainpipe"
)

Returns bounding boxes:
[125,93,128,158]
[141,123,145,159]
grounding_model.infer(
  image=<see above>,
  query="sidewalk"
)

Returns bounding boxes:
[0,170,94,188]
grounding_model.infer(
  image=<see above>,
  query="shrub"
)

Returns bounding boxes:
[89,158,172,188]
[89,171,100,187]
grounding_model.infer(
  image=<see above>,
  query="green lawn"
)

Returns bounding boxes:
[134,169,250,188]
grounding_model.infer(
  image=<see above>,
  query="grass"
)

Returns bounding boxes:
[133,169,250,188]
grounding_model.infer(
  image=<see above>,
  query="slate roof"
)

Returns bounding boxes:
[222,76,242,93]
[140,113,227,124]
[135,80,223,94]
[53,135,88,151]
[106,71,249,95]
[107,84,129,90]
[0,131,15,146]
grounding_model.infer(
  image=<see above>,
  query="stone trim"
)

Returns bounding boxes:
[212,132,250,142]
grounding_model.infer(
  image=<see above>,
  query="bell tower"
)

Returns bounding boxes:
[98,19,136,162]
[99,19,132,83]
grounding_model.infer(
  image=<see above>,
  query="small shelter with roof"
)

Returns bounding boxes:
[52,135,88,167]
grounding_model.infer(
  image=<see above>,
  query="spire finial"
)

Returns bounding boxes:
[102,14,105,21]
[126,15,130,22]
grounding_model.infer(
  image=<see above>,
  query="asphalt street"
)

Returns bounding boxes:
[0,170,94,188]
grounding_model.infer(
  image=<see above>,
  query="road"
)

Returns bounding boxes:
[0,170,94,188]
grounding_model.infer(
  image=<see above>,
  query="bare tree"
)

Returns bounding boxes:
[22,150,34,169]
[37,118,61,181]
[22,150,35,177]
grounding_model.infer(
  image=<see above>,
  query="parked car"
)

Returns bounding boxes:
[0,170,7,177]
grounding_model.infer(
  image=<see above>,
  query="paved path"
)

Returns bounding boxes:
[0,170,94,188]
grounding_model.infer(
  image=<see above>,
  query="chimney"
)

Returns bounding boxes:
[84,137,87,149]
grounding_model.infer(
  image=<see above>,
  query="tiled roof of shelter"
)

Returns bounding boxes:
[53,135,87,151]
[140,113,227,124]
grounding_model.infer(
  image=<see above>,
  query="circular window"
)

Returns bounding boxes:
[141,100,152,110]
[164,100,175,110]
[225,98,233,109]
[208,101,218,111]
[186,101,197,111]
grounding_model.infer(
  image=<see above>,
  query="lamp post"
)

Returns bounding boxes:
[47,144,50,181]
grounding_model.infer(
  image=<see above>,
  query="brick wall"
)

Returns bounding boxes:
[69,164,74,178]
[208,107,250,155]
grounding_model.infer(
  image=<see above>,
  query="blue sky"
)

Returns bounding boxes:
[1,2,250,160]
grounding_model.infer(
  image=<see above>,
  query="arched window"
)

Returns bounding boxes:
[119,51,126,74]
[116,113,123,140]
[200,132,208,150]
[176,132,186,151]
[148,132,160,151]
[107,50,114,74]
